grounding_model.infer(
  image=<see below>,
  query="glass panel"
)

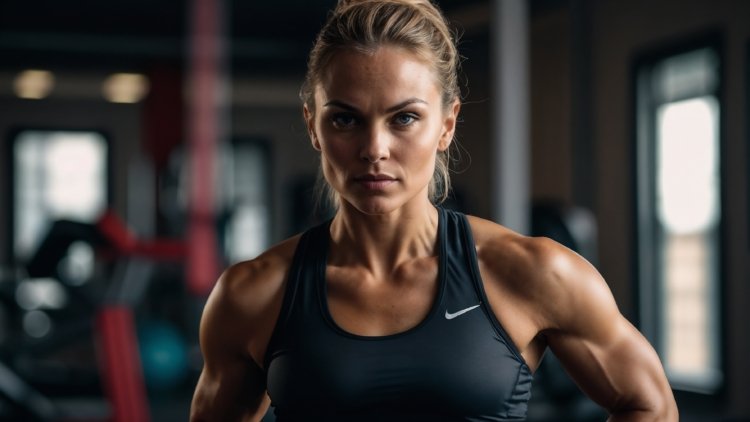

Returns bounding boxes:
[655,96,722,390]
[657,97,719,233]
[13,131,108,261]
[222,141,270,263]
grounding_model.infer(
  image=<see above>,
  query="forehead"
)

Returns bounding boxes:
[315,46,441,105]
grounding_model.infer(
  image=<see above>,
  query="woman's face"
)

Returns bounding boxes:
[305,45,460,215]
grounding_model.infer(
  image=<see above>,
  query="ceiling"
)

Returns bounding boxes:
[0,0,502,77]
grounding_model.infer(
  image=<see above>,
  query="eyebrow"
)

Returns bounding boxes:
[323,98,428,113]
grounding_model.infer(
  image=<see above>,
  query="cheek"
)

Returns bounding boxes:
[316,123,348,160]
[319,139,353,166]
[397,142,439,179]
[318,139,355,183]
[408,128,442,167]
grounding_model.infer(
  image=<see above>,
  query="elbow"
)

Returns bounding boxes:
[190,407,209,422]
[649,382,679,421]
[608,390,678,421]
[656,394,679,422]
[190,396,215,422]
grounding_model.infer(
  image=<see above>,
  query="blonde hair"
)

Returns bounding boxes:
[302,0,462,206]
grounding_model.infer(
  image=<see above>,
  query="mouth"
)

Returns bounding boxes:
[354,174,397,190]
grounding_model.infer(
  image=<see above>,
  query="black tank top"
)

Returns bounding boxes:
[264,207,533,421]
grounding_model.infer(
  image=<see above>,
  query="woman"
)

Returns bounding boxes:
[190,0,678,420]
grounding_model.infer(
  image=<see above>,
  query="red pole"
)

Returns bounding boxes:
[96,307,150,422]
[186,0,225,296]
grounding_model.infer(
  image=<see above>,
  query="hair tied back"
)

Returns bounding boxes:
[337,0,434,9]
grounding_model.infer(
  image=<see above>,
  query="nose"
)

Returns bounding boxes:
[360,125,390,163]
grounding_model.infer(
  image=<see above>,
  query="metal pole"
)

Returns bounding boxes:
[186,0,226,296]
[491,0,530,234]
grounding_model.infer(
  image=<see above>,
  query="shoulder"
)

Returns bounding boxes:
[200,234,303,356]
[464,214,618,332]
[464,214,568,283]
[192,237,304,421]
[217,234,301,306]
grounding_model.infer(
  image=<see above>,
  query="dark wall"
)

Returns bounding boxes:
[586,0,749,418]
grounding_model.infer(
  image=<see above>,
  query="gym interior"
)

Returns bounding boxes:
[0,0,748,420]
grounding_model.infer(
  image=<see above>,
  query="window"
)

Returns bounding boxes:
[11,130,109,262]
[219,139,271,264]
[635,45,722,392]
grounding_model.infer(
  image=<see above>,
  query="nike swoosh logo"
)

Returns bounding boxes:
[444,304,481,320]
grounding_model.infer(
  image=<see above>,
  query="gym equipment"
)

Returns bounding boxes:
[10,209,189,422]
[26,210,185,281]
[0,360,58,421]
[137,319,188,391]
[96,307,149,422]
[185,0,225,298]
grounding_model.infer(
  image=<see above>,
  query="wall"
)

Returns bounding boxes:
[530,7,573,205]
[587,0,750,417]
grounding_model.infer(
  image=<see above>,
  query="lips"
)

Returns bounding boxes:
[354,174,397,190]
[355,174,395,181]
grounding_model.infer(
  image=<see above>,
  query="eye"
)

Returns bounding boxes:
[392,112,419,127]
[331,113,358,129]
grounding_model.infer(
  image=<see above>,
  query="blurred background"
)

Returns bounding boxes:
[0,0,748,420]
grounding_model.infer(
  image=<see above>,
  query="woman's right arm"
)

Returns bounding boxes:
[190,244,294,422]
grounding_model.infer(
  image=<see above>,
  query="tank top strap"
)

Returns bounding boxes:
[445,207,530,366]
[263,218,332,371]
[438,207,483,307]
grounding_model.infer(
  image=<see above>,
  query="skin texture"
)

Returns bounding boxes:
[190,46,678,422]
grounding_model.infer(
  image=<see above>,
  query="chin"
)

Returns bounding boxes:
[343,195,400,216]
[344,192,433,217]
[354,202,396,216]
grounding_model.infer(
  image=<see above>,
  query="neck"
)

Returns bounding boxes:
[328,199,440,278]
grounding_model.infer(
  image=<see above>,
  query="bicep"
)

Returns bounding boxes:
[191,361,269,422]
[546,317,672,415]
[540,247,675,416]
[190,276,269,422]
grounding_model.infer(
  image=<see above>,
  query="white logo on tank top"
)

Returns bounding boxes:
[444,304,481,320]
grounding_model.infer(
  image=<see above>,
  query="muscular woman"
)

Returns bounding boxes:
[190,1,678,420]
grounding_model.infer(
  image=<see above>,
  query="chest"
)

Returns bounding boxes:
[265,296,531,420]
[325,259,439,336]
[264,212,533,419]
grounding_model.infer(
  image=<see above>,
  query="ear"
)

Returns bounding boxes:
[303,104,321,151]
[438,99,461,152]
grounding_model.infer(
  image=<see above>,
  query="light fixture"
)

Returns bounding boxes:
[102,73,150,103]
[13,69,55,99]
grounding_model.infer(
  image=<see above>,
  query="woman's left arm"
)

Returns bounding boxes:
[531,238,678,421]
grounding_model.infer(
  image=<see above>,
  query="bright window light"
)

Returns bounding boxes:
[656,97,719,234]
[221,141,271,263]
[636,46,722,393]
[14,131,108,261]
[657,96,722,389]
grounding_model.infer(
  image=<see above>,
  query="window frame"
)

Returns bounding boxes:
[631,32,727,397]
[746,40,750,251]
[4,127,114,264]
